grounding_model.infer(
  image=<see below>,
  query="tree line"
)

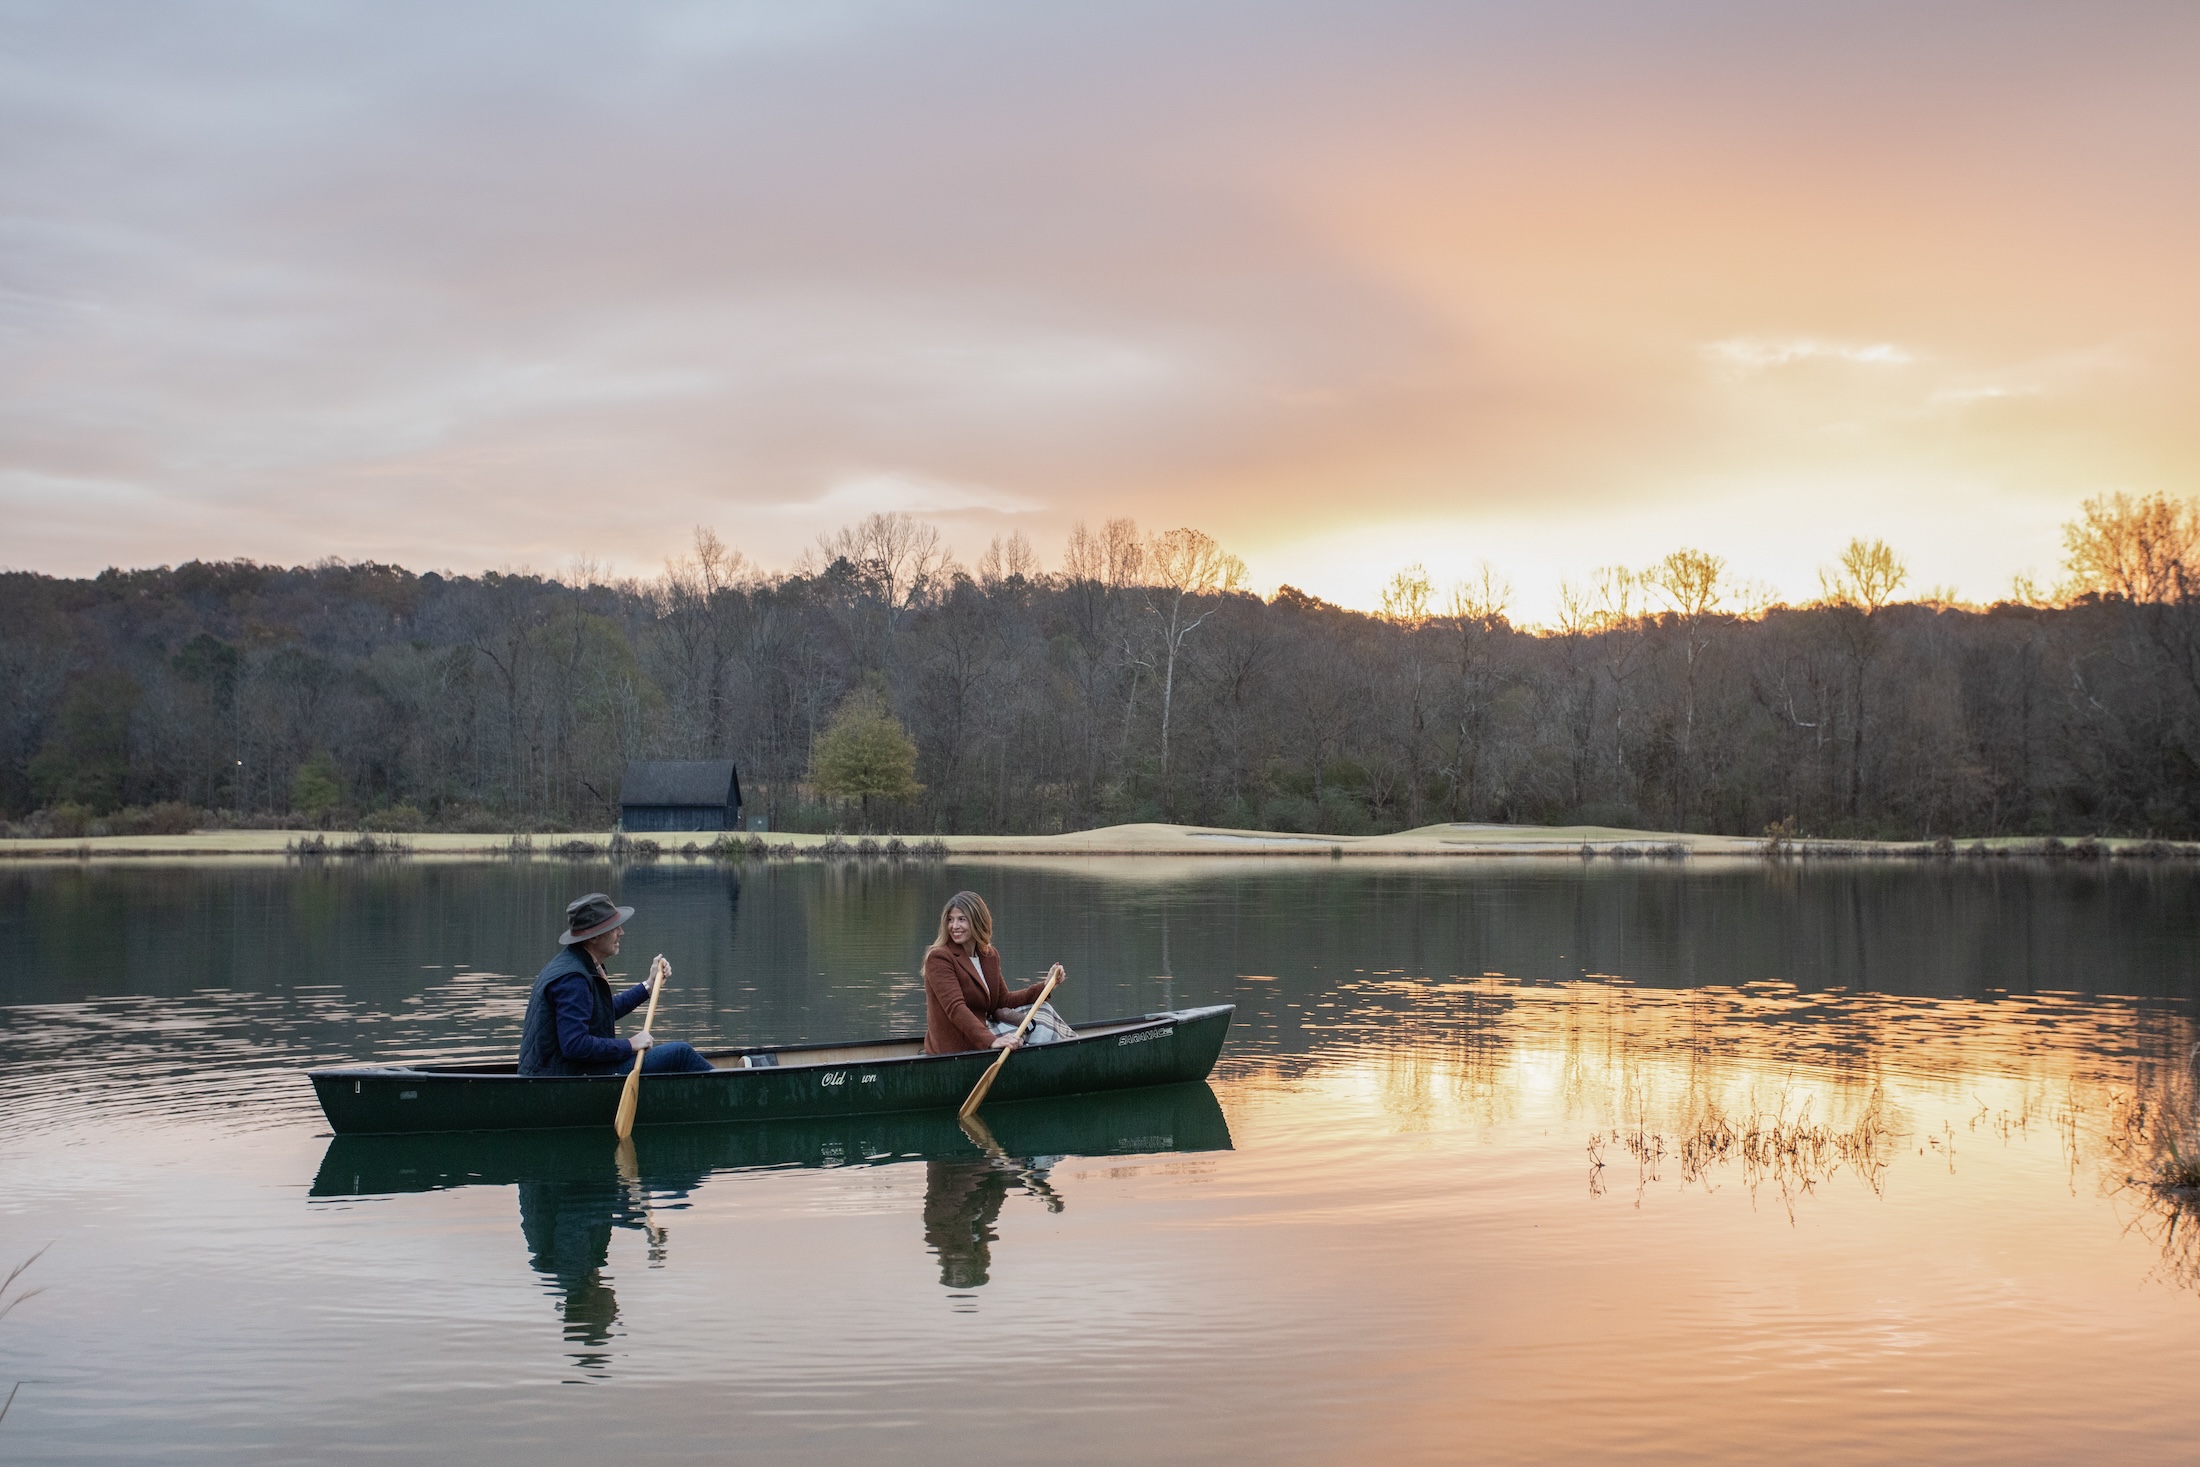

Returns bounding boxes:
[4,493,2198,841]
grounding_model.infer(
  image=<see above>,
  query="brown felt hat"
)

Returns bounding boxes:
[559,891,634,946]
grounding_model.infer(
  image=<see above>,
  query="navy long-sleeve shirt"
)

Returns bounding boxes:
[549,969,653,1070]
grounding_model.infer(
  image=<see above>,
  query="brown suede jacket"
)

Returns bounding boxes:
[921,945,1046,1054]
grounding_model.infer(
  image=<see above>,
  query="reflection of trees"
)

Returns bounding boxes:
[2105,1025,2200,1293]
[1312,975,2200,1232]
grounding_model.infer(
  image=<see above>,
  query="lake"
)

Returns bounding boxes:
[2,855,2198,1463]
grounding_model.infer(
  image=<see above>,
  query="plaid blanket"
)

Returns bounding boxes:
[987,1002,1076,1045]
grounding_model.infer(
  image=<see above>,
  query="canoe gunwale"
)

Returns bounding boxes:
[306,1006,1221,1082]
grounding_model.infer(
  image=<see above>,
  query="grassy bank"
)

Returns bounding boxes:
[1,822,2194,862]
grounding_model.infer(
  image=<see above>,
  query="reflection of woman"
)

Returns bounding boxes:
[921,1153,1064,1290]
[920,891,1073,1055]
[922,1159,1015,1289]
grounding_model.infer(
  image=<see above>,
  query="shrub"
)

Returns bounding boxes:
[290,753,345,821]
[94,802,203,836]
[36,803,94,839]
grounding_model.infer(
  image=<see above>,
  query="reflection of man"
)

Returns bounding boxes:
[518,1176,637,1369]
[514,1140,704,1375]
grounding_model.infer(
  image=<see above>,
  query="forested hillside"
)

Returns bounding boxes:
[5,497,2198,840]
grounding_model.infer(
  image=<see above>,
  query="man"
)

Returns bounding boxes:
[518,892,714,1076]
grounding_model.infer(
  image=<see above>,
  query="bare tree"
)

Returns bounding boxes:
[1142,528,1246,783]
[1646,547,1726,821]
[1381,563,1435,625]
[809,512,954,640]
[1818,537,1909,817]
[1441,565,1512,819]
[977,532,1039,590]
[655,527,750,756]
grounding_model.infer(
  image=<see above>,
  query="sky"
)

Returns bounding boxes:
[3,0,2195,618]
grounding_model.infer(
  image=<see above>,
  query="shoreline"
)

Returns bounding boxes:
[0,821,2190,863]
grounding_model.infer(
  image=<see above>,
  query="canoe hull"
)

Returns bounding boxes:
[310,1082,1234,1194]
[308,1004,1233,1135]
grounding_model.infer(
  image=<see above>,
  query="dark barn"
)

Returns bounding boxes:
[617,760,742,833]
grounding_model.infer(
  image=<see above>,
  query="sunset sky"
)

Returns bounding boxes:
[3,1,2195,617]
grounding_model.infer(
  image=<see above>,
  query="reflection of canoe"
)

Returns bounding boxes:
[308,1004,1233,1136]
[309,1082,1233,1196]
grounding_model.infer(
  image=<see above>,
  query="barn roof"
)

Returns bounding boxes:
[618,759,740,808]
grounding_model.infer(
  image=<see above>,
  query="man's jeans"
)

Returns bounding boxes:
[613,1041,715,1075]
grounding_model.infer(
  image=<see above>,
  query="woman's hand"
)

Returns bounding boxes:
[991,1033,1021,1050]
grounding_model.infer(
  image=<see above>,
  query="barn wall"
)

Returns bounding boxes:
[619,805,733,832]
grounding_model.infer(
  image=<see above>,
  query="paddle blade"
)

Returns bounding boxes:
[613,1064,643,1138]
[957,1112,1005,1158]
[958,1051,1008,1120]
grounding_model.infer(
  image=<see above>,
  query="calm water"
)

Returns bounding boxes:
[3,856,2200,1463]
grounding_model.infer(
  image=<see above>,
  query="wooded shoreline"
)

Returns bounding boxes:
[3,821,2193,862]
[7,496,2200,847]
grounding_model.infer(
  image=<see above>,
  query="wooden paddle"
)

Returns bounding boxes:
[613,954,669,1140]
[614,1135,666,1248]
[958,964,1062,1120]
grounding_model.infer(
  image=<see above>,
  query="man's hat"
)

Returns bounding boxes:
[560,892,635,946]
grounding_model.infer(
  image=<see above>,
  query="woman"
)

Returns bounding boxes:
[921,890,1074,1055]
[518,892,714,1076]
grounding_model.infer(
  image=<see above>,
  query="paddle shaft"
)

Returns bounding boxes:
[613,955,668,1139]
[958,965,1062,1120]
[614,1136,665,1245]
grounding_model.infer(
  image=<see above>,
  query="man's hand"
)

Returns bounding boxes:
[990,1033,1021,1050]
[630,1030,655,1052]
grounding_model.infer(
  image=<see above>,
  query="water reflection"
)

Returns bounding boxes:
[311,1085,1230,1369]
[926,1115,1066,1291]
[6,858,2199,1150]
[16,860,2200,1460]
[518,1164,669,1375]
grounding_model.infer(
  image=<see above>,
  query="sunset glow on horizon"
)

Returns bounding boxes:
[3,1,2194,617]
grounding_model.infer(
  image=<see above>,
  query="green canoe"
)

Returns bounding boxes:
[308,1003,1234,1135]
[308,1081,1234,1196]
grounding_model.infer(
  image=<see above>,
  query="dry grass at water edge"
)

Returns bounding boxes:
[1587,1084,1900,1212]
[0,1246,46,1428]
[2102,1043,2200,1291]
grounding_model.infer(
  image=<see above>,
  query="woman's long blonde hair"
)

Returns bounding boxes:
[928,890,993,958]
